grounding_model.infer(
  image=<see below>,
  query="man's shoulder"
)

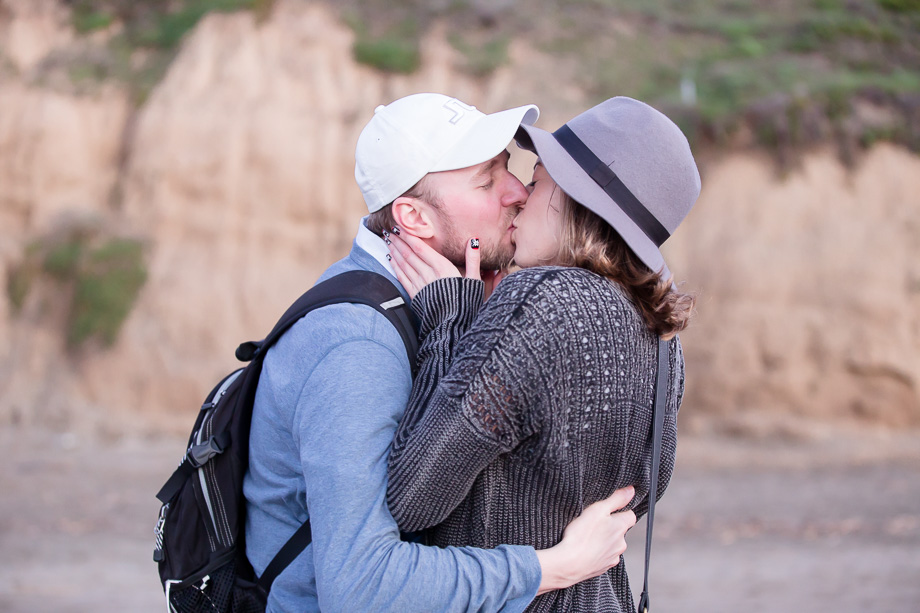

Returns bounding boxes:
[281,254,406,354]
[273,301,407,365]
[317,254,361,282]
[255,301,412,426]
[257,255,411,394]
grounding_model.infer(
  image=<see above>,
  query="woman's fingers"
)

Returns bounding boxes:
[394,228,461,280]
[388,233,439,289]
[387,235,424,297]
[385,228,462,297]
[465,238,481,281]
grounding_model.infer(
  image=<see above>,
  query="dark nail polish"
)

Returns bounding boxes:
[383,230,390,238]
[470,238,480,249]
[386,254,392,261]
[391,226,401,235]
[384,238,391,245]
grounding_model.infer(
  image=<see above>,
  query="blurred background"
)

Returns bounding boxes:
[0,0,918,611]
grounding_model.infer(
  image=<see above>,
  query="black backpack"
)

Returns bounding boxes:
[153,270,418,613]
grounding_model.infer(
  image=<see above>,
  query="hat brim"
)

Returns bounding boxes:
[432,105,539,172]
[516,123,670,279]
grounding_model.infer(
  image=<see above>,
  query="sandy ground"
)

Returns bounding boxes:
[0,422,918,613]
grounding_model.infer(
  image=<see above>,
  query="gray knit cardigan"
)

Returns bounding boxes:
[387,266,684,613]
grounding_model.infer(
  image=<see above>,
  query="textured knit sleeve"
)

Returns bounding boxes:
[391,277,484,454]
[388,269,554,532]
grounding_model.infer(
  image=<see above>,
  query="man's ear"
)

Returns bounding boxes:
[392,196,435,239]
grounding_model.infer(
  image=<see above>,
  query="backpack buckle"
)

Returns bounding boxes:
[235,340,262,362]
[187,433,230,467]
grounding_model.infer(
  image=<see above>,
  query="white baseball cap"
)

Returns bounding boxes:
[355,93,540,212]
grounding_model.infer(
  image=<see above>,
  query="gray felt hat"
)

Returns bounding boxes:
[516,97,701,279]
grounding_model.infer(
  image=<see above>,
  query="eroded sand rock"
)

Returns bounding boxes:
[670,144,920,428]
[0,0,917,432]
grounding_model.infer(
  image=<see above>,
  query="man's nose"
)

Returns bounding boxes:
[500,175,529,208]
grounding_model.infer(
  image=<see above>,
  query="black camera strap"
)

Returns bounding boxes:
[637,337,669,613]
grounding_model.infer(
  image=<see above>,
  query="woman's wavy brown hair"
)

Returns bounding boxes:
[555,192,694,340]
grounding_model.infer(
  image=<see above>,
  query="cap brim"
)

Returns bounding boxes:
[431,105,539,172]
[516,123,670,279]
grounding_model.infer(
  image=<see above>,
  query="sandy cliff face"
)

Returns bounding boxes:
[0,0,125,238]
[0,0,133,429]
[670,145,920,429]
[0,0,917,432]
[0,0,564,430]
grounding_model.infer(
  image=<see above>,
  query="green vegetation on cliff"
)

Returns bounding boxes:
[61,0,920,157]
[7,227,148,349]
[338,0,920,160]
[346,15,422,74]
[71,0,274,41]
[65,0,275,102]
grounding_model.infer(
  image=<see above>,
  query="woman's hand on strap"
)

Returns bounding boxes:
[535,486,637,595]
[385,228,481,299]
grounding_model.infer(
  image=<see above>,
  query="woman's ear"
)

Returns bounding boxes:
[392,196,435,239]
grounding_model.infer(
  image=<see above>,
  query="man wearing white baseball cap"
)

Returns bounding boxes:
[244,93,639,612]
[357,93,536,273]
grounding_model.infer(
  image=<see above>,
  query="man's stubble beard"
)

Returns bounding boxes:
[436,208,516,271]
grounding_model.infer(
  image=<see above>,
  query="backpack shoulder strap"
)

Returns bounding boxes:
[237,270,418,375]
[154,271,418,508]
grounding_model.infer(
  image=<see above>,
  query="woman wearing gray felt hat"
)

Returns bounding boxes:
[513,95,701,292]
[385,97,701,613]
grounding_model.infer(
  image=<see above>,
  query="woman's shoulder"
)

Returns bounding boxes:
[493,266,560,291]
[476,267,637,340]
[497,266,631,307]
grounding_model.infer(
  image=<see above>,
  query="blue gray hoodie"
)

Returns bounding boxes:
[243,234,541,612]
